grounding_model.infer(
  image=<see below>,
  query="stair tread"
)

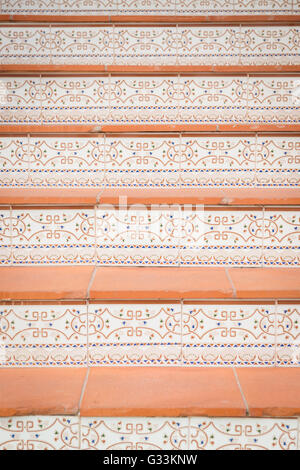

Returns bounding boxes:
[1,188,300,206]
[1,367,300,417]
[0,266,299,300]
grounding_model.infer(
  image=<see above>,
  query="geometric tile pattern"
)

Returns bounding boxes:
[1,302,299,367]
[1,26,299,66]
[0,207,299,266]
[1,0,299,15]
[1,76,299,125]
[0,416,80,450]
[0,417,298,450]
[0,136,299,188]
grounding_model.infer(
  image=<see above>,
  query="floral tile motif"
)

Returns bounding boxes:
[189,418,297,450]
[0,210,11,265]
[0,26,299,66]
[0,0,298,15]
[180,209,264,267]
[0,416,80,450]
[0,136,298,189]
[10,208,96,265]
[0,304,88,367]
[80,418,188,450]
[96,206,181,266]
[182,304,276,366]
[276,304,300,366]
[88,303,181,365]
[2,207,299,267]
[263,211,300,266]
[0,77,298,125]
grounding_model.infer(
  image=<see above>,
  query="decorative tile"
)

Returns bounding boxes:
[0,0,298,15]
[0,210,11,265]
[0,416,80,450]
[10,208,95,265]
[95,206,181,266]
[0,304,88,367]
[180,208,264,266]
[0,26,299,66]
[1,136,299,189]
[182,304,276,366]
[88,303,181,365]
[1,76,298,125]
[263,210,300,266]
[276,304,300,366]
[80,418,188,450]
[189,418,297,450]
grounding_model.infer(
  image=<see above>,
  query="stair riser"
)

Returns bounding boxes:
[1,302,299,367]
[0,416,298,450]
[0,207,299,266]
[1,136,299,188]
[1,26,299,67]
[1,0,299,16]
[1,76,299,126]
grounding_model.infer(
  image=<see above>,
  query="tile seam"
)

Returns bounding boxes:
[233,367,249,417]
[225,268,237,299]
[78,367,90,417]
[86,266,97,300]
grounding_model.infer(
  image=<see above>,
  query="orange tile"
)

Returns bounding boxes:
[228,268,300,299]
[0,368,87,416]
[98,188,300,206]
[1,188,299,206]
[237,369,300,417]
[0,188,100,205]
[80,367,246,417]
[0,266,95,300]
[89,267,234,300]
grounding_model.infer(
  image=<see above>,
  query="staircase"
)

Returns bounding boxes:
[0,0,300,451]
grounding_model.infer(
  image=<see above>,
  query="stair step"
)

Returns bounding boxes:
[0,296,299,367]
[1,367,300,417]
[1,189,300,205]
[1,135,299,189]
[0,266,299,300]
[0,205,299,266]
[1,75,298,127]
[1,25,299,69]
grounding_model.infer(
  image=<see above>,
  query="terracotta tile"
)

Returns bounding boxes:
[228,268,300,299]
[0,368,87,416]
[237,369,300,417]
[80,367,246,417]
[0,266,94,300]
[89,267,234,300]
[0,189,99,205]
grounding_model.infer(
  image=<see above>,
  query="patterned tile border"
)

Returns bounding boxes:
[1,26,299,66]
[0,416,298,450]
[0,76,299,125]
[0,0,299,16]
[1,302,299,367]
[1,136,299,188]
[0,206,299,267]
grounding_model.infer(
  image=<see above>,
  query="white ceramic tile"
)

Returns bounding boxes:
[189,418,298,450]
[263,210,300,267]
[276,304,300,366]
[0,416,80,450]
[182,304,276,366]
[81,418,189,450]
[11,208,95,265]
[0,210,11,265]
[0,76,298,125]
[88,303,181,365]
[0,304,88,366]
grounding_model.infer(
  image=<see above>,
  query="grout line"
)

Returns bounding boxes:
[187,415,191,450]
[86,266,97,299]
[225,268,237,299]
[180,298,183,366]
[275,300,278,368]
[78,367,90,417]
[297,417,300,451]
[233,367,250,416]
